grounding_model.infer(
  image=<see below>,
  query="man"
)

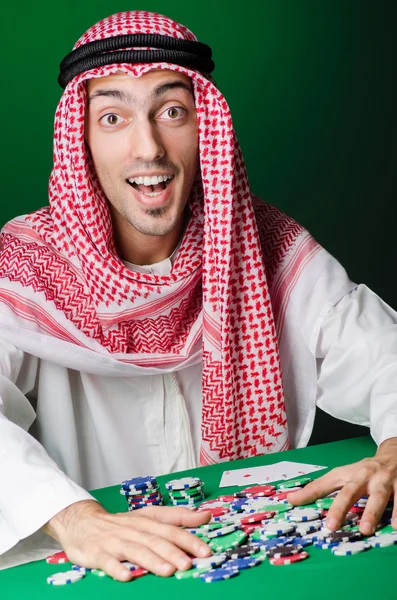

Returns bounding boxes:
[1,10,397,580]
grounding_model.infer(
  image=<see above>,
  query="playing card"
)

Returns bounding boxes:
[219,461,327,488]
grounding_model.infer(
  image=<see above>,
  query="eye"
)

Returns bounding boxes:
[159,106,186,120]
[100,113,123,126]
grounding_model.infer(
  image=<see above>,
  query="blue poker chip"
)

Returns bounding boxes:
[224,557,261,571]
[290,536,313,547]
[121,476,157,490]
[199,567,239,582]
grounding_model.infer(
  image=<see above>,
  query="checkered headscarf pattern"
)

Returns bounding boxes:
[0,11,291,463]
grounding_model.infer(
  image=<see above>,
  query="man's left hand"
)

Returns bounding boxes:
[287,437,397,536]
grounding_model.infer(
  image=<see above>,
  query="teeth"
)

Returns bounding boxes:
[128,174,173,186]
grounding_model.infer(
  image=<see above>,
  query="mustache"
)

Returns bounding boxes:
[121,161,179,177]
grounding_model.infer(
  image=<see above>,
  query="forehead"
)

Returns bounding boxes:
[86,68,193,95]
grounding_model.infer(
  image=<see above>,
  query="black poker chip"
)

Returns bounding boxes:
[325,530,363,544]
[266,544,303,558]
[224,544,259,559]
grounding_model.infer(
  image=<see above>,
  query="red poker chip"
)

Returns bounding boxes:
[46,551,70,564]
[218,495,236,503]
[129,568,148,579]
[240,485,276,497]
[271,491,291,501]
[269,551,309,566]
[207,506,230,517]
[241,511,276,524]
[242,524,260,534]
[349,506,364,514]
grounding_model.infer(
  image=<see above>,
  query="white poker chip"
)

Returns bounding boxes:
[121,560,141,571]
[294,519,323,535]
[260,521,295,535]
[207,524,240,538]
[165,477,202,490]
[71,565,92,573]
[191,553,227,568]
[47,570,85,585]
[332,541,371,556]
[286,508,322,522]
[368,534,397,548]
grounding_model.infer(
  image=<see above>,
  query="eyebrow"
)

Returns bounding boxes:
[87,80,193,106]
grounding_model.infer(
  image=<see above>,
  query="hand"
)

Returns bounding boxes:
[42,500,212,581]
[287,438,397,536]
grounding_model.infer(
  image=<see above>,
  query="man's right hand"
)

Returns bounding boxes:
[42,499,212,581]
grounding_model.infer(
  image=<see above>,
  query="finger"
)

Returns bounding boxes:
[392,485,397,530]
[325,478,367,531]
[95,551,134,582]
[287,469,344,506]
[128,516,212,559]
[358,478,393,536]
[137,505,212,527]
[115,539,176,578]
[129,530,199,572]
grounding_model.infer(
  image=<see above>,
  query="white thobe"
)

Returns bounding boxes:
[1,252,397,565]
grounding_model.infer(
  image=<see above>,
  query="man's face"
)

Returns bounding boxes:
[85,69,199,238]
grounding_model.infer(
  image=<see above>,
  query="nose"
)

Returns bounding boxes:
[128,119,165,162]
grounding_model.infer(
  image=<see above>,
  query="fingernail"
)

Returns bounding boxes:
[326,517,337,530]
[161,562,174,575]
[178,557,191,569]
[120,569,130,581]
[360,520,374,535]
[199,545,210,556]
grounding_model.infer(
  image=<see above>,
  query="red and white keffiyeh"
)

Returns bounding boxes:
[0,11,326,464]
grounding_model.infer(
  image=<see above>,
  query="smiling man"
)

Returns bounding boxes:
[1,9,397,581]
[86,71,199,264]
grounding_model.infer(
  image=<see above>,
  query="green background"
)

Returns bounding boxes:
[1,0,396,442]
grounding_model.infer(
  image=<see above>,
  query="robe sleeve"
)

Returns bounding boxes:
[0,339,94,556]
[315,284,397,446]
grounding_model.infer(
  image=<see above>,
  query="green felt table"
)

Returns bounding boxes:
[2,436,394,600]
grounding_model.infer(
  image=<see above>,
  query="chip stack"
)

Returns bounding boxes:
[165,476,205,508]
[120,475,164,511]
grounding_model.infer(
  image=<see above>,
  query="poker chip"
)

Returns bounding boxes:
[225,544,259,559]
[314,541,340,549]
[91,569,108,577]
[207,524,240,538]
[121,475,157,491]
[175,566,210,579]
[236,485,276,498]
[269,551,309,565]
[46,551,69,564]
[129,568,149,579]
[325,530,363,544]
[120,474,164,511]
[166,477,205,506]
[209,529,247,552]
[121,561,141,571]
[71,565,92,573]
[260,521,296,536]
[286,508,322,522]
[166,477,202,490]
[249,536,293,548]
[47,570,85,585]
[192,554,227,568]
[241,511,276,524]
[368,534,397,548]
[277,477,312,489]
[224,556,261,570]
[315,498,334,509]
[199,567,240,582]
[332,541,371,556]
[266,544,303,558]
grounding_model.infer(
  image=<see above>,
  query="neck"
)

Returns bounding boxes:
[111,211,187,266]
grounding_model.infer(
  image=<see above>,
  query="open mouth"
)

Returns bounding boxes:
[127,176,174,198]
